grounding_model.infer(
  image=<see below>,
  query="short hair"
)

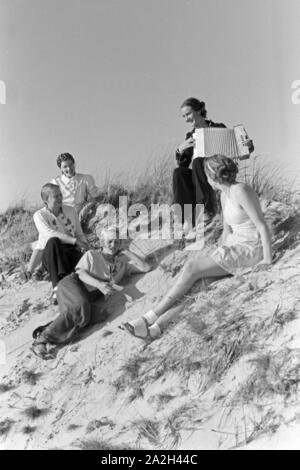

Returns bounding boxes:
[204,155,238,185]
[96,226,120,245]
[41,183,61,202]
[56,153,75,168]
[180,97,207,118]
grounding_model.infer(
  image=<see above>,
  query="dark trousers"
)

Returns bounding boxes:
[172,167,196,225]
[192,158,216,214]
[42,237,82,287]
[40,273,103,344]
[172,160,216,224]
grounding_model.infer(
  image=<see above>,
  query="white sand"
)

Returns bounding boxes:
[1,202,300,450]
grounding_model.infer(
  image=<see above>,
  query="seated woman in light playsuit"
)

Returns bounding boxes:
[123,154,272,340]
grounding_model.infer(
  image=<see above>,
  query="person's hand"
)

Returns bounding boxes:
[122,289,134,302]
[110,283,123,292]
[100,284,114,300]
[177,137,195,155]
[245,139,254,153]
[75,239,89,252]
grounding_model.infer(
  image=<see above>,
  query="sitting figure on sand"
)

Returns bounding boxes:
[24,152,100,280]
[32,183,90,303]
[123,154,272,340]
[51,152,101,215]
[173,97,254,238]
[31,227,151,359]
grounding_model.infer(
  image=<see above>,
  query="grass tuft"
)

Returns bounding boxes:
[0,383,16,393]
[0,419,15,437]
[135,418,161,448]
[22,425,37,435]
[76,438,134,450]
[67,424,82,431]
[238,349,300,402]
[23,406,50,420]
[22,370,43,386]
[86,418,115,433]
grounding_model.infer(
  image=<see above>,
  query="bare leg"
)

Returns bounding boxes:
[153,254,228,320]
[155,304,185,331]
[124,254,228,339]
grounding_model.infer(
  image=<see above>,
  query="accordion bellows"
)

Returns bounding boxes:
[193,124,250,160]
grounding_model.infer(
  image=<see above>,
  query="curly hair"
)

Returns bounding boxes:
[180,97,207,118]
[56,153,75,168]
[204,155,238,185]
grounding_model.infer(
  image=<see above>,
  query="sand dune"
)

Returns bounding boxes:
[1,200,300,450]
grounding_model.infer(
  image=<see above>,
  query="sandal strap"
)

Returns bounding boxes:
[148,323,161,339]
[122,319,149,339]
[143,310,158,325]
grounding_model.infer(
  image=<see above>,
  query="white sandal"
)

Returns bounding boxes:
[122,317,149,339]
[121,317,161,340]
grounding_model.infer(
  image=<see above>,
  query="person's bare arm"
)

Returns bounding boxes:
[72,209,89,250]
[121,249,152,274]
[76,269,116,298]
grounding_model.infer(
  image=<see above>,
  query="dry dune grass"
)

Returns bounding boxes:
[0,419,15,437]
[106,224,300,448]
[0,204,37,270]
[22,425,37,435]
[1,154,297,270]
[238,349,300,402]
[0,382,16,394]
[1,155,300,450]
[113,271,298,402]
[22,405,50,420]
[75,438,136,451]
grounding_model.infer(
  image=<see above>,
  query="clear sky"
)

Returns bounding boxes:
[0,0,300,211]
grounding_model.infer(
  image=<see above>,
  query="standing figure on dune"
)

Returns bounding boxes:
[123,154,272,340]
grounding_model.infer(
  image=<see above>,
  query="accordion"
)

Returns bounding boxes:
[193,124,250,160]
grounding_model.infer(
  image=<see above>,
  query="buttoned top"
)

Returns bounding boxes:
[51,173,100,213]
[33,205,88,250]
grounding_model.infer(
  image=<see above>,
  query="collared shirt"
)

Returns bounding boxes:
[75,249,133,292]
[33,205,88,250]
[51,173,100,214]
